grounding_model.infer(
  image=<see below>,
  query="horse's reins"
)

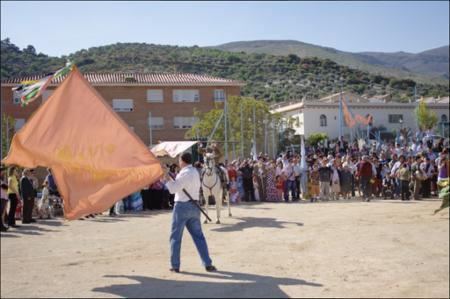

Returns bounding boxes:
[201,158,220,196]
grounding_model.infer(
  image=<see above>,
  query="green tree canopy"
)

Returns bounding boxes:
[415,101,438,131]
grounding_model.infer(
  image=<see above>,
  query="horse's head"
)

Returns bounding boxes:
[204,153,216,174]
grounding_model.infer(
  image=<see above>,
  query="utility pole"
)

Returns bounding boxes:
[264,117,268,155]
[272,120,276,158]
[338,83,343,142]
[149,112,153,147]
[253,105,256,157]
[240,101,244,158]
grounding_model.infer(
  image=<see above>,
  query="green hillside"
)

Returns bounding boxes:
[1,38,448,103]
[213,40,449,84]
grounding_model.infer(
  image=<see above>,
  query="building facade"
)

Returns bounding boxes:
[1,73,244,146]
[271,92,449,140]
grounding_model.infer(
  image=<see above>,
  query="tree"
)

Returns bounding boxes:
[23,45,36,55]
[415,101,438,131]
[307,132,328,147]
[1,113,15,159]
[185,96,282,158]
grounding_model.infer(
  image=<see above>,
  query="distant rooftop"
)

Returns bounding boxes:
[1,72,245,87]
[271,91,449,111]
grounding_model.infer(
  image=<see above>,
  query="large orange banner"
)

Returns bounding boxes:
[2,67,163,220]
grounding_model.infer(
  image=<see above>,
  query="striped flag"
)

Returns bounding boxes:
[12,62,74,107]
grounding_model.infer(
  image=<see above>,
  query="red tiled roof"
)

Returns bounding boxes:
[1,72,245,87]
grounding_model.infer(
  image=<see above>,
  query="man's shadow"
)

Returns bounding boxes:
[210,217,303,233]
[92,270,322,298]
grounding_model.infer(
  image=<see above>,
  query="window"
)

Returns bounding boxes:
[441,114,448,123]
[173,116,199,129]
[112,99,134,112]
[12,91,21,105]
[149,116,164,129]
[173,90,199,102]
[320,114,327,127]
[14,119,25,132]
[147,89,163,102]
[42,90,53,102]
[388,114,403,123]
[214,89,226,102]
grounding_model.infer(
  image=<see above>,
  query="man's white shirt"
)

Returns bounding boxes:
[166,165,201,202]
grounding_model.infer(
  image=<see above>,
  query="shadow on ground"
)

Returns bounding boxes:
[210,217,303,233]
[0,224,60,236]
[92,270,322,298]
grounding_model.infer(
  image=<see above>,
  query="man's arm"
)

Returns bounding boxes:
[166,171,189,194]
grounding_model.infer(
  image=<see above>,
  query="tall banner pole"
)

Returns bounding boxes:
[224,96,229,163]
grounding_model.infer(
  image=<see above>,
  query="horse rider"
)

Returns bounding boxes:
[198,142,228,192]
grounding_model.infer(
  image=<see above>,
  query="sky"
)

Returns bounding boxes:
[1,1,449,57]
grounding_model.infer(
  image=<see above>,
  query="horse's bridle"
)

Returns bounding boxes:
[201,156,219,193]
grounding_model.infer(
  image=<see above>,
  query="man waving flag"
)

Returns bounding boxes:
[2,65,163,220]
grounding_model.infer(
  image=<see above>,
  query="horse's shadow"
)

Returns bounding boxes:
[92,270,322,298]
[210,217,303,232]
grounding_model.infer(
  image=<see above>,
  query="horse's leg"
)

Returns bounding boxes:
[227,189,232,217]
[216,188,222,224]
[204,190,209,224]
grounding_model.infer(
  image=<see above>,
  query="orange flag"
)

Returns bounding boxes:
[341,98,356,128]
[2,67,163,220]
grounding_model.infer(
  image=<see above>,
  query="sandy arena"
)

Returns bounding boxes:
[1,199,449,298]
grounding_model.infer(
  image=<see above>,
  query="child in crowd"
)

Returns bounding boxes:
[276,175,285,201]
[229,177,239,203]
[38,181,52,219]
[398,163,411,201]
[309,164,320,202]
[253,175,260,201]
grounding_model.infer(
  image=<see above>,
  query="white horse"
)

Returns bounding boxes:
[201,153,231,224]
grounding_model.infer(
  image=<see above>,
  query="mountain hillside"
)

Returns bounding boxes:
[357,45,449,80]
[1,38,448,103]
[213,40,449,84]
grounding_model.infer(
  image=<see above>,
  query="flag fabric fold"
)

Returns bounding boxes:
[2,66,163,220]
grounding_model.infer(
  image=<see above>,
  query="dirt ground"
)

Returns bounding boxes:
[1,199,449,298]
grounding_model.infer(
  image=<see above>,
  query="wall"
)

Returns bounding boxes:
[1,85,241,146]
[278,103,449,140]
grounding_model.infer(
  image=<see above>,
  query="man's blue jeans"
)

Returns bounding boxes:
[170,201,213,269]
